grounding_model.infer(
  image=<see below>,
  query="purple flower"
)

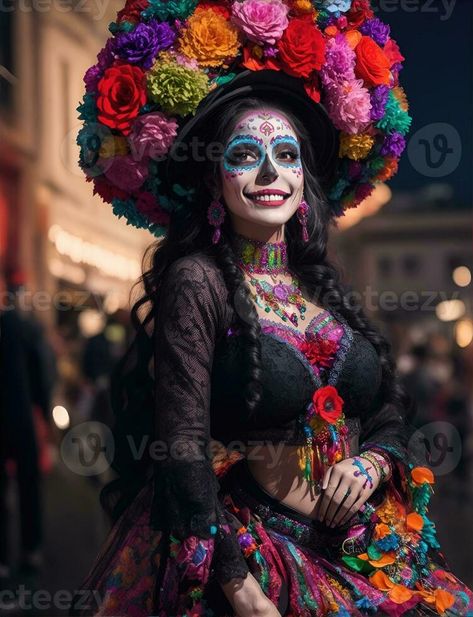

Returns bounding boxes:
[360,18,391,47]
[115,20,175,70]
[370,85,390,121]
[380,132,406,157]
[84,38,117,92]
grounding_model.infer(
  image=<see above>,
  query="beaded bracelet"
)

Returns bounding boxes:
[358,451,387,484]
[366,448,393,482]
[360,450,391,484]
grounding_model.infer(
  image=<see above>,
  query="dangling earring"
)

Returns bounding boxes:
[207,198,225,244]
[297,198,310,243]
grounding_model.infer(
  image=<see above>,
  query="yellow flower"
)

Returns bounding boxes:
[392,86,409,112]
[178,8,241,68]
[339,133,375,160]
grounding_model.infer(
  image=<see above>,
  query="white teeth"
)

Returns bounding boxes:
[248,194,287,201]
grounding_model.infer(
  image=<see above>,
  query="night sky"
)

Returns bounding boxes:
[378,0,472,206]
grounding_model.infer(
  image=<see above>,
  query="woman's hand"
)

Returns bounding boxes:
[221,572,282,617]
[315,455,381,528]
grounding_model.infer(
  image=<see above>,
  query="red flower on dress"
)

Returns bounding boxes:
[97,63,147,135]
[277,18,326,79]
[300,338,339,368]
[312,385,343,425]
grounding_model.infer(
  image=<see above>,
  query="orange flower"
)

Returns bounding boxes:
[411,466,435,487]
[178,8,241,68]
[370,571,415,604]
[418,587,455,614]
[373,157,398,182]
[241,45,281,72]
[406,512,424,532]
[373,523,391,540]
[345,29,362,50]
[354,36,391,87]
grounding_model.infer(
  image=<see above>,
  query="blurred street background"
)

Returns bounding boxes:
[0,0,472,614]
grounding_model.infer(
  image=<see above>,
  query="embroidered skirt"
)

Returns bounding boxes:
[70,456,473,617]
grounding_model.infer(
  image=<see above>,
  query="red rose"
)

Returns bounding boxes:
[277,19,326,79]
[383,38,405,68]
[354,36,391,87]
[300,338,339,368]
[312,385,343,424]
[97,64,147,135]
[345,0,374,30]
[116,0,148,24]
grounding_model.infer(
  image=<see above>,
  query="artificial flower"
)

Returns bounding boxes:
[383,38,405,68]
[91,176,131,203]
[128,111,178,162]
[372,156,397,182]
[241,45,281,71]
[380,131,406,158]
[96,64,147,135]
[136,191,171,225]
[142,0,198,21]
[312,385,343,424]
[84,39,117,93]
[99,154,149,191]
[345,0,373,29]
[339,132,374,160]
[376,90,412,135]
[359,17,390,47]
[174,536,214,581]
[115,21,176,69]
[99,135,129,158]
[116,0,149,24]
[355,35,391,87]
[300,338,339,368]
[315,0,352,13]
[147,56,209,115]
[277,18,326,78]
[195,0,232,19]
[231,0,289,46]
[178,8,241,67]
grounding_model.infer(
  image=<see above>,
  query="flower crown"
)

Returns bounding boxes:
[77,0,411,238]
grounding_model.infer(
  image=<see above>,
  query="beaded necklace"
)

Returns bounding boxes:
[232,232,307,327]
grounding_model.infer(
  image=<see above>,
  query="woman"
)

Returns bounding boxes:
[72,0,473,615]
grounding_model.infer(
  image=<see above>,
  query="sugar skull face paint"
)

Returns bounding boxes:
[219,107,305,231]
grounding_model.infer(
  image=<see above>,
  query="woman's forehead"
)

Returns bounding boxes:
[227,108,299,143]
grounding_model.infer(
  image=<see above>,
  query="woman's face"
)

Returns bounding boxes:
[218,107,304,232]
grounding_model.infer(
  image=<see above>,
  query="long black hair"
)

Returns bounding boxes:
[100,96,414,522]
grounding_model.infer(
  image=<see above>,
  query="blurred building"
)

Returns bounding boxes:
[0,1,152,330]
[335,185,473,356]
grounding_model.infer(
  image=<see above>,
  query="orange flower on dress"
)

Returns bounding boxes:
[178,8,241,67]
[411,466,435,487]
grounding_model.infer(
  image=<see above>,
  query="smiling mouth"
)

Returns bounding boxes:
[244,191,292,204]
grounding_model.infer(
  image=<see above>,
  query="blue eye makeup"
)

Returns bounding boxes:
[223,135,266,173]
[269,135,301,167]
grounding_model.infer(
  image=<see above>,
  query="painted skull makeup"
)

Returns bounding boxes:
[219,108,305,224]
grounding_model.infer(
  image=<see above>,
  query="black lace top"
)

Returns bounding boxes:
[150,251,408,585]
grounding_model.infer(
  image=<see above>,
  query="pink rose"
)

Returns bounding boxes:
[231,0,289,46]
[128,112,178,163]
[99,154,148,192]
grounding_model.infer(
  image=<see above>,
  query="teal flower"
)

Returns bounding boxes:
[111,198,150,229]
[142,0,198,21]
[376,91,412,136]
[77,93,98,123]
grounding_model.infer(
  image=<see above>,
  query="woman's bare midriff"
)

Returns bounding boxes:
[246,444,323,519]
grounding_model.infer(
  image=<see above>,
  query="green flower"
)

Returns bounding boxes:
[376,91,412,136]
[111,198,150,230]
[147,57,209,116]
[142,0,198,21]
[77,93,98,123]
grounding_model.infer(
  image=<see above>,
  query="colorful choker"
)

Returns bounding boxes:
[232,232,288,275]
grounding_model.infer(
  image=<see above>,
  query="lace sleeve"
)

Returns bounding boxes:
[149,255,249,594]
[358,375,410,471]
